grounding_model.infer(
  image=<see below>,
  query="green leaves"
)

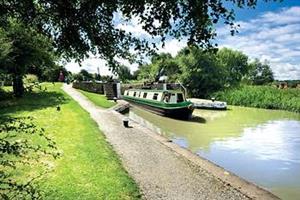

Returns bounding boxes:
[0,19,57,97]
[247,59,274,85]
[116,65,134,83]
[216,48,249,87]
[176,46,224,97]
[0,116,60,199]
[0,29,12,65]
[0,0,281,65]
[135,46,262,98]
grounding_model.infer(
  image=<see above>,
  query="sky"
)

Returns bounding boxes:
[65,0,300,80]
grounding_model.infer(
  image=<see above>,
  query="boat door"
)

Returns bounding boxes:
[169,93,177,103]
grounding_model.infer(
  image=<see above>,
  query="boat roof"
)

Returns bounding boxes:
[125,88,182,93]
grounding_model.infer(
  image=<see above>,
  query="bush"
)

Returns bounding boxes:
[23,74,39,84]
[0,87,12,101]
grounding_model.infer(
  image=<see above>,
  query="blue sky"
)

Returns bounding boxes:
[232,0,300,21]
[66,1,300,80]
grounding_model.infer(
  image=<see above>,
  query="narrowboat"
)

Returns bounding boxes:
[123,89,194,119]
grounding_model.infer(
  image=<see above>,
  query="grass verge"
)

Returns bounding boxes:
[77,89,116,108]
[0,83,140,199]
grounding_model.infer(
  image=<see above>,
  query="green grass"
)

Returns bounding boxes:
[213,85,300,112]
[77,89,116,108]
[0,83,140,199]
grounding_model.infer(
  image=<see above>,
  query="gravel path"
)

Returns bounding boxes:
[63,84,278,200]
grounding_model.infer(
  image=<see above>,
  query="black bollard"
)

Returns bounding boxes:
[113,97,117,103]
[123,118,129,128]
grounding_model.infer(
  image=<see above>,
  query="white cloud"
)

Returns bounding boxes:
[257,6,300,25]
[115,57,139,72]
[158,39,187,57]
[218,6,300,80]
[65,56,141,75]
[116,16,151,38]
[66,6,300,80]
[65,58,113,76]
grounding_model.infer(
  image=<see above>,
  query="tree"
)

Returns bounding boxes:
[136,64,153,81]
[176,46,224,98]
[79,69,94,81]
[248,59,274,85]
[116,65,133,83]
[150,53,181,82]
[0,19,56,97]
[39,65,69,82]
[0,29,12,87]
[132,69,140,80]
[136,53,181,82]
[216,48,249,87]
[94,73,101,81]
[0,0,279,66]
[0,28,12,65]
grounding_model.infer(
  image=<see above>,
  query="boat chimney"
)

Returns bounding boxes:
[163,83,167,90]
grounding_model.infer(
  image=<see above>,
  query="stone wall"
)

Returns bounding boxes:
[72,81,104,94]
[104,82,117,100]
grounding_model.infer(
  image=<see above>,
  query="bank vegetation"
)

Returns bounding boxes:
[129,46,299,113]
[213,85,300,113]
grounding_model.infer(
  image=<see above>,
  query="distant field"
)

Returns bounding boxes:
[0,83,140,199]
[213,85,300,112]
[77,89,116,108]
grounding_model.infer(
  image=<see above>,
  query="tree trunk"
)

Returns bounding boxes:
[13,74,24,98]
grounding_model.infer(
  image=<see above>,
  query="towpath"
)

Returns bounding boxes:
[63,84,278,200]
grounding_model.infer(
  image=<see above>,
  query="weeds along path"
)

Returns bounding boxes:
[63,84,278,200]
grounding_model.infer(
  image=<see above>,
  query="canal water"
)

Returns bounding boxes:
[128,106,300,200]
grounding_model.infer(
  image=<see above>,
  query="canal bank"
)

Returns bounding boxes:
[129,106,300,200]
[63,84,279,200]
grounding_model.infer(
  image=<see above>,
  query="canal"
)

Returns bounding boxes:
[128,106,300,200]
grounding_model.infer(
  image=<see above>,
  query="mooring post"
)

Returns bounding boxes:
[123,117,129,128]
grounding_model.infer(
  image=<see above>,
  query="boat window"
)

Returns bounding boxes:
[126,91,129,95]
[177,93,184,103]
[163,94,170,103]
[143,93,147,98]
[153,93,158,100]
[133,92,136,97]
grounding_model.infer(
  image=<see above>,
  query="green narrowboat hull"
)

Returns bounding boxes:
[123,95,194,119]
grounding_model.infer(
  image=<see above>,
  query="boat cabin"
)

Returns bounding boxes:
[123,89,194,119]
[124,90,186,104]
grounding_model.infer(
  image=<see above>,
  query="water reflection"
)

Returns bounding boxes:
[208,121,300,163]
[129,106,300,200]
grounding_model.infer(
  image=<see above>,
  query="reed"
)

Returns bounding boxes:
[212,85,300,112]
